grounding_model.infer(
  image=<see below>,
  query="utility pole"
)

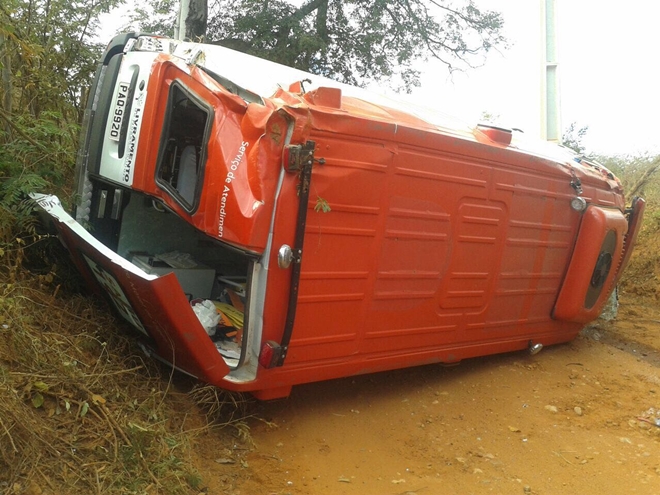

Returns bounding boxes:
[541,0,561,142]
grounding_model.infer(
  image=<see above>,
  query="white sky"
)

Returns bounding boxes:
[407,0,660,156]
[99,0,659,156]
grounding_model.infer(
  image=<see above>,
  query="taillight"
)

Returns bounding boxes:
[259,341,283,369]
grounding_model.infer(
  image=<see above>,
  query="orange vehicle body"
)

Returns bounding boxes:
[33,34,644,399]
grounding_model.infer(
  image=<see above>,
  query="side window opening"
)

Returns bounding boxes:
[156,83,212,211]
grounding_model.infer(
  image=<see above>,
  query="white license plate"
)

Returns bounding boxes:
[108,81,130,141]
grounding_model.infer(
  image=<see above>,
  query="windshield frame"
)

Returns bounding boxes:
[155,80,213,213]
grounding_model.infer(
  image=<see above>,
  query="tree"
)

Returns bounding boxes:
[177,0,207,40]
[561,122,589,155]
[1,0,121,120]
[595,153,660,201]
[0,0,121,233]
[133,0,506,90]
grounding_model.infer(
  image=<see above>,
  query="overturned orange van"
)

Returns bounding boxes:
[33,33,644,399]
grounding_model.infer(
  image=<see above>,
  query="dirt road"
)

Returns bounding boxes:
[197,296,660,495]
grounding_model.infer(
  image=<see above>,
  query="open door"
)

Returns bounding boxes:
[31,193,230,383]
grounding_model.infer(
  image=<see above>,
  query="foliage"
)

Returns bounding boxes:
[594,153,660,202]
[0,112,76,237]
[609,154,660,301]
[561,121,589,155]
[0,0,120,119]
[0,0,122,247]
[127,0,507,90]
[314,195,331,212]
[124,0,179,38]
[561,124,660,204]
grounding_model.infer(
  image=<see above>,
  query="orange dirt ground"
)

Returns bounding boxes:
[189,291,660,495]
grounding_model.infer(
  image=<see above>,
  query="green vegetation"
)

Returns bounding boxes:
[603,154,660,301]
[0,0,115,235]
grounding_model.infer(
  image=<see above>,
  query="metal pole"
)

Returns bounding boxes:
[542,0,561,142]
[176,0,190,41]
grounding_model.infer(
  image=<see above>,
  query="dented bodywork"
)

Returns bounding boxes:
[34,33,644,399]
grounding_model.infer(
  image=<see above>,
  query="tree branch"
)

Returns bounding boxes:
[628,159,660,198]
[0,108,48,150]
[291,0,327,20]
[315,0,329,42]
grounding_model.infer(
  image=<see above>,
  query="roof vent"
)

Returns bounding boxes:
[475,124,513,146]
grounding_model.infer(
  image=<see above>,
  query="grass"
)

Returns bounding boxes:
[0,230,251,494]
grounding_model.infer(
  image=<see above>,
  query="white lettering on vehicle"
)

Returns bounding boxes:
[82,254,148,336]
[121,95,143,184]
[218,141,249,238]
[121,94,144,183]
[34,195,59,211]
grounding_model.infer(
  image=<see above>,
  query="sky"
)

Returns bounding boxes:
[405,0,660,156]
[99,0,659,156]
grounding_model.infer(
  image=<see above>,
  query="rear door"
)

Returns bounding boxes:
[32,193,230,383]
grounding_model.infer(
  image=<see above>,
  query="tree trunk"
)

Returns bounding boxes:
[0,33,12,136]
[177,0,208,41]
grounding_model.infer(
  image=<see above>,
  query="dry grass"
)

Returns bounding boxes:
[0,231,251,495]
[619,217,660,301]
[618,159,660,301]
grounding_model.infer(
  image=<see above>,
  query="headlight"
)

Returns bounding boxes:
[570,196,587,212]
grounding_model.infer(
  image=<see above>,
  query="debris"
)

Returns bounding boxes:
[574,406,583,416]
[192,299,220,335]
[508,426,521,432]
[553,450,576,464]
[544,405,558,413]
[638,416,659,427]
